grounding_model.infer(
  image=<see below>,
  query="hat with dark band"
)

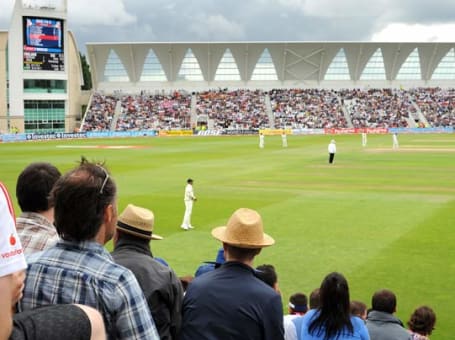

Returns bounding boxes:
[117,204,163,240]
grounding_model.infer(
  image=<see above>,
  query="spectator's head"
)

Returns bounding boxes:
[371,289,397,314]
[308,272,352,339]
[179,275,193,293]
[194,248,225,277]
[211,208,274,265]
[288,293,308,315]
[319,272,350,316]
[407,306,436,336]
[50,158,117,244]
[350,300,367,320]
[309,288,321,309]
[16,162,61,213]
[115,204,163,242]
[255,264,279,293]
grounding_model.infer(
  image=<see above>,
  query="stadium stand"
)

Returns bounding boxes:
[409,87,455,127]
[116,91,192,131]
[81,93,118,132]
[195,89,270,130]
[270,88,348,129]
[80,88,455,131]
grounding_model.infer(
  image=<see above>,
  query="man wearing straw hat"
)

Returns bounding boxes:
[112,204,184,340]
[180,208,284,340]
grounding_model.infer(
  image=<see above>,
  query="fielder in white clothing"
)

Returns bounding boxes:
[259,133,265,149]
[392,133,399,149]
[281,132,288,148]
[362,132,367,147]
[328,139,337,164]
[181,178,197,230]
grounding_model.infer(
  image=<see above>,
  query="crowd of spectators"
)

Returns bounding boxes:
[195,89,270,130]
[270,88,348,129]
[81,87,455,132]
[116,92,192,131]
[81,93,117,131]
[408,87,455,127]
[343,88,413,128]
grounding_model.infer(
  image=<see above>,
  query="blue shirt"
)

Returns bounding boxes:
[19,240,159,340]
[300,309,369,340]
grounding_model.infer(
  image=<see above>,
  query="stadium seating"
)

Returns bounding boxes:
[81,88,455,131]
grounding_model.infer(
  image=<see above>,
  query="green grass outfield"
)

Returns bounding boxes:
[1,133,454,339]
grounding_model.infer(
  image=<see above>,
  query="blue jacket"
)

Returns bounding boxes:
[180,261,284,340]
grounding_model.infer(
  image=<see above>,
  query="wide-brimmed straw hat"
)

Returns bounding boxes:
[117,204,163,240]
[211,208,275,248]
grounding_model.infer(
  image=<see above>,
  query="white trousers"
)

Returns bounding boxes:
[181,200,193,228]
[393,135,399,149]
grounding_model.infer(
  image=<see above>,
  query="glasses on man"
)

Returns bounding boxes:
[97,165,110,194]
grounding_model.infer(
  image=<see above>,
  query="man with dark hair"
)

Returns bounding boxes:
[18,158,160,340]
[366,289,411,340]
[180,208,284,340]
[309,288,321,309]
[284,293,308,340]
[256,264,280,293]
[112,204,184,340]
[16,162,61,254]
[1,181,106,340]
[290,288,320,340]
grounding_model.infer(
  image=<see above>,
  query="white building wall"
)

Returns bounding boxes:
[8,0,68,131]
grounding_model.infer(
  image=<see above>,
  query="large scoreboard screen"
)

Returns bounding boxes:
[23,16,64,71]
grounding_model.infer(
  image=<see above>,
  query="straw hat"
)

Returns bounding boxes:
[211,208,275,248]
[117,204,163,240]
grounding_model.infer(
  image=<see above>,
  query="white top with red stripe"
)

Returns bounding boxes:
[0,182,27,277]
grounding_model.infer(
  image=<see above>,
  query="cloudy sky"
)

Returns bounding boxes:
[1,0,455,54]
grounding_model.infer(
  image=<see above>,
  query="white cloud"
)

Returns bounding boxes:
[189,14,245,40]
[371,23,455,42]
[0,0,15,27]
[274,0,388,17]
[68,0,136,26]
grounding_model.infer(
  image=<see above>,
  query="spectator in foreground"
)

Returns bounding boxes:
[407,306,436,340]
[309,288,321,309]
[18,158,159,339]
[300,272,369,340]
[292,288,321,340]
[1,181,106,340]
[351,300,368,321]
[366,289,411,340]
[256,263,280,293]
[284,293,308,340]
[15,162,61,254]
[180,208,284,340]
[112,204,184,340]
[194,247,225,277]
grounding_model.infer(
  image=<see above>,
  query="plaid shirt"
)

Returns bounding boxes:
[16,212,59,255]
[19,240,159,340]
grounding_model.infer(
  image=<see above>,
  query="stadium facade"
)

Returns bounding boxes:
[0,0,84,134]
[1,0,455,133]
[88,41,455,93]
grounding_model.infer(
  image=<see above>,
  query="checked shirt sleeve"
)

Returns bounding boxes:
[114,271,160,339]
